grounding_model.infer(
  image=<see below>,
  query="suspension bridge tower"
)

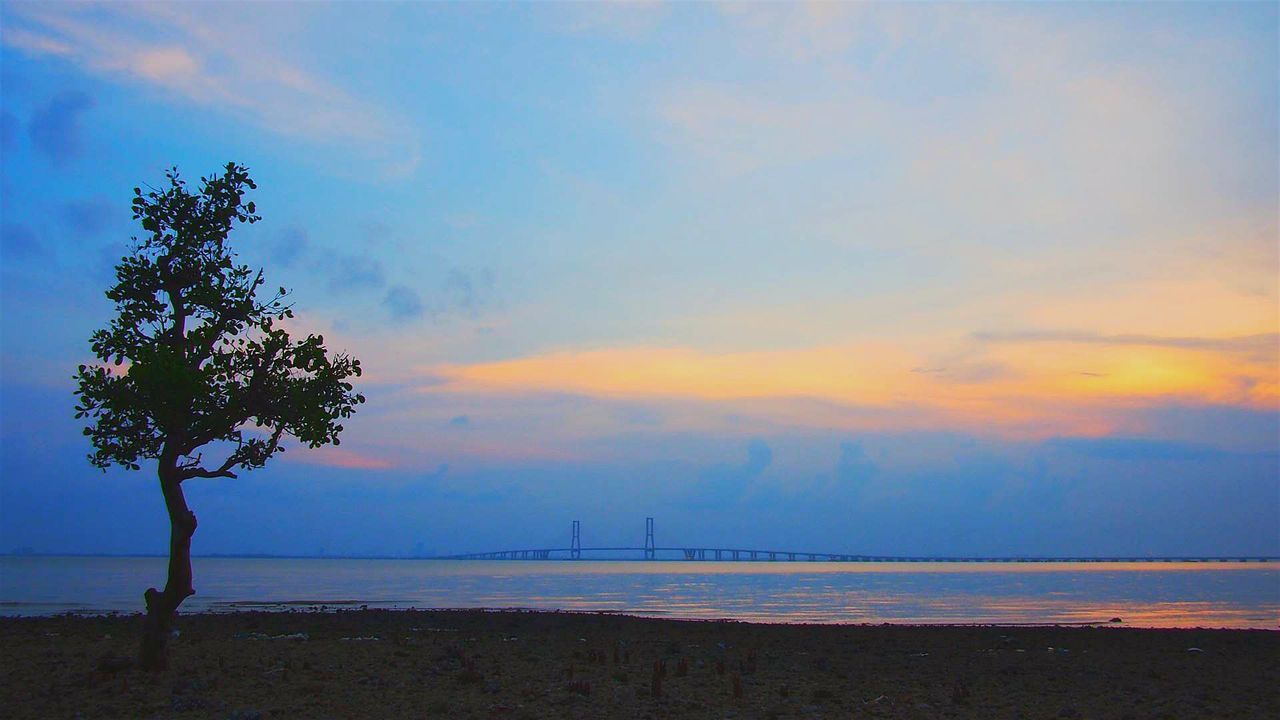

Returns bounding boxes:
[571,520,581,559]
[645,517,655,559]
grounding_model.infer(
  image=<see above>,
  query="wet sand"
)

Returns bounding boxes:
[3,609,1276,719]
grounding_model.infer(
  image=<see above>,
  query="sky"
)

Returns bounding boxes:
[0,1,1276,558]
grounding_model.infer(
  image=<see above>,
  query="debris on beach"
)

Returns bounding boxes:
[235,631,309,641]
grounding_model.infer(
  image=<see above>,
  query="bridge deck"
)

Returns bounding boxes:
[442,547,1278,563]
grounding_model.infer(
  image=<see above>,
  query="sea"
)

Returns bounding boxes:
[1,556,1277,628]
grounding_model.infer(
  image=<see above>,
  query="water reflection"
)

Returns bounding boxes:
[1,557,1276,628]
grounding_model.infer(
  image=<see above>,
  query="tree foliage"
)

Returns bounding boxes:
[73,163,364,481]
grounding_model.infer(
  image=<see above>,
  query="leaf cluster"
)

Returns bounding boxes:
[73,163,364,480]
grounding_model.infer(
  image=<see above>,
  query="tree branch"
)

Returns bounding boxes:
[179,424,286,482]
[179,452,239,481]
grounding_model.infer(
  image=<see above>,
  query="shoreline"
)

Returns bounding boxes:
[6,603,1278,630]
[5,602,1278,631]
[4,609,1277,718]
[5,599,1274,627]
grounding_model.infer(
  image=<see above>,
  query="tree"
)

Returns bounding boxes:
[73,163,365,670]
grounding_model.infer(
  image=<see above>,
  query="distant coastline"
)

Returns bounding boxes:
[5,552,1279,562]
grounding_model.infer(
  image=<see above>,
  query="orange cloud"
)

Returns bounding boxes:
[420,333,1277,438]
[283,446,394,470]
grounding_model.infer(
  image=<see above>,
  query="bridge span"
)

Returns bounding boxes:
[443,519,1278,563]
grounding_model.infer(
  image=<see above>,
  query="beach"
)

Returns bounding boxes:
[3,609,1276,719]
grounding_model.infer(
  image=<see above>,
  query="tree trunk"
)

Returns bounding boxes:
[139,469,197,671]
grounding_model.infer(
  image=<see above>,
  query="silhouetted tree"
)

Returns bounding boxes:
[73,163,364,670]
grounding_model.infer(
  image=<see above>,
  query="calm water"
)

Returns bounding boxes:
[1,557,1277,628]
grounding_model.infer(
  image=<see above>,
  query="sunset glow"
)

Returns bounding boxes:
[425,333,1277,437]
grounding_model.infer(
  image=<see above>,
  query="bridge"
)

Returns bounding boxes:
[443,518,1278,563]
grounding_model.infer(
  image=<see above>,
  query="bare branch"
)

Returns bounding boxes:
[180,450,240,481]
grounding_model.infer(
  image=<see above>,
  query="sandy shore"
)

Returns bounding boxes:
[3,609,1276,719]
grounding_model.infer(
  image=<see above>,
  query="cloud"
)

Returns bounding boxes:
[281,445,393,470]
[1042,437,1227,463]
[422,333,1277,438]
[327,254,385,293]
[615,405,662,427]
[448,415,470,427]
[384,285,424,321]
[744,438,773,474]
[715,1,877,63]
[0,110,18,150]
[545,1,669,39]
[693,439,772,505]
[656,85,886,176]
[835,440,878,490]
[132,46,200,83]
[271,227,309,268]
[27,90,93,162]
[975,331,1279,359]
[653,2,1276,275]
[910,361,1017,385]
[438,268,495,319]
[3,3,419,177]
[60,197,116,236]
[367,267,496,323]
[1,223,41,259]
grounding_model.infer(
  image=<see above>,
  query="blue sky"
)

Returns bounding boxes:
[1,1,1276,557]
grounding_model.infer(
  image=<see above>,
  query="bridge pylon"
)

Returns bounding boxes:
[571,520,581,560]
[644,517,655,560]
